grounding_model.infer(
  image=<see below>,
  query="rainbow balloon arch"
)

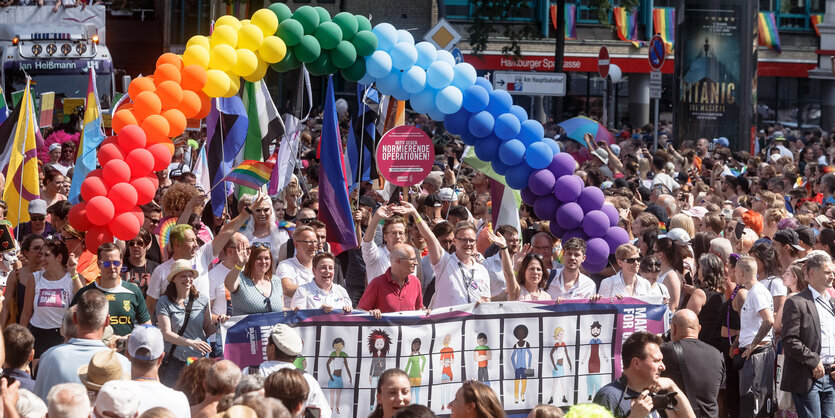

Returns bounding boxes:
[66,4,629,272]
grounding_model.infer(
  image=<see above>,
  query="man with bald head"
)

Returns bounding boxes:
[661,309,725,417]
[192,360,242,418]
[358,243,424,318]
[207,232,249,355]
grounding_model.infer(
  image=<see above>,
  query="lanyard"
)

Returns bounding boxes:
[727,285,741,346]
[459,264,474,303]
[816,296,835,318]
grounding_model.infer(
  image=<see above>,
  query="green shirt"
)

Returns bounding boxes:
[71,279,151,336]
[293,356,306,370]
[404,354,426,378]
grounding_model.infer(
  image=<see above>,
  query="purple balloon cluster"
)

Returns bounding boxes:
[520,153,629,273]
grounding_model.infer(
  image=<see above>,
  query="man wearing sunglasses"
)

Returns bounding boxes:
[140,204,163,264]
[13,199,54,240]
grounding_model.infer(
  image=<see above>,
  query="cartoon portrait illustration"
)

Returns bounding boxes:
[293,339,307,371]
[473,332,492,385]
[510,325,532,404]
[548,327,572,405]
[367,329,392,411]
[582,320,608,400]
[326,338,352,415]
[438,333,455,411]
[403,338,427,403]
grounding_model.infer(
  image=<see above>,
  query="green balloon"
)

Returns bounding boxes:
[356,15,372,32]
[294,34,321,63]
[292,6,319,35]
[341,57,366,82]
[315,22,343,50]
[331,40,357,69]
[268,2,292,23]
[332,12,358,41]
[308,51,337,76]
[314,6,331,23]
[352,30,378,57]
[270,48,301,73]
[276,19,304,47]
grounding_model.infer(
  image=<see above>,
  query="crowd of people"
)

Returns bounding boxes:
[0,111,828,418]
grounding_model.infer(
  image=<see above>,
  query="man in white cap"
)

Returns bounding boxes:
[125,324,190,416]
[93,380,139,418]
[13,199,54,240]
[258,324,331,418]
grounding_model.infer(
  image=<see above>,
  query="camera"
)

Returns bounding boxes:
[650,391,678,411]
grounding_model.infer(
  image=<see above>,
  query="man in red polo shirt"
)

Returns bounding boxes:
[358,243,424,318]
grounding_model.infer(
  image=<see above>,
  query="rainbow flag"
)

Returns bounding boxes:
[812,14,824,37]
[614,7,642,48]
[222,159,275,190]
[758,12,782,53]
[653,8,675,54]
[550,3,577,40]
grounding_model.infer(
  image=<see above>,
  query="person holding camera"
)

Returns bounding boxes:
[593,331,695,418]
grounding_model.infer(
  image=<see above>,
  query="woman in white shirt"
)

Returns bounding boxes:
[639,255,670,300]
[291,252,352,313]
[599,244,652,298]
[505,249,552,302]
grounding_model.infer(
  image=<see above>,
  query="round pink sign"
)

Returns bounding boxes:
[376,125,435,187]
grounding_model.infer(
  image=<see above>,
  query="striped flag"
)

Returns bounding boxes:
[68,68,105,204]
[222,160,275,190]
[2,80,39,228]
[346,84,379,192]
[206,97,248,217]
[550,3,577,40]
[376,95,405,136]
[192,143,211,193]
[614,7,643,48]
[461,146,521,234]
[653,8,675,53]
[239,80,284,195]
[758,12,782,53]
[812,14,824,37]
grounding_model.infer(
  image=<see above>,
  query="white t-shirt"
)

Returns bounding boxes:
[130,380,191,417]
[739,281,774,347]
[429,252,491,309]
[483,253,507,298]
[760,276,788,298]
[276,257,313,308]
[30,271,73,329]
[147,243,213,301]
[290,281,351,310]
[362,240,391,286]
[258,361,331,418]
[207,264,230,317]
[652,172,681,191]
[598,272,652,298]
[245,228,291,263]
[545,266,597,300]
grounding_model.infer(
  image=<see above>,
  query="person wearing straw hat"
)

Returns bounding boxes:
[78,349,130,403]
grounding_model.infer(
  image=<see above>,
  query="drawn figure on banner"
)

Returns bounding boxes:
[294,340,307,371]
[326,338,352,414]
[403,338,427,403]
[582,321,608,400]
[367,329,392,412]
[439,333,455,411]
[548,327,573,405]
[511,325,532,404]
[473,332,492,385]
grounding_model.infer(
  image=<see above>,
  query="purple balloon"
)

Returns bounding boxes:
[520,187,537,206]
[549,221,566,238]
[562,227,588,243]
[577,186,605,213]
[548,153,576,179]
[582,259,608,274]
[586,237,610,265]
[603,226,630,254]
[582,210,610,238]
[601,204,620,227]
[556,202,584,230]
[529,169,556,196]
[554,175,584,203]
[534,194,559,220]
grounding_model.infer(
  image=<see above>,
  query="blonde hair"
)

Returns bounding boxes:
[553,327,565,339]
[669,214,696,238]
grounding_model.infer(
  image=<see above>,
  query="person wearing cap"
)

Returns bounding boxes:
[258,324,331,417]
[46,143,70,176]
[713,137,730,149]
[124,325,191,416]
[773,229,804,276]
[93,380,140,418]
[421,193,443,224]
[438,188,458,217]
[156,259,215,386]
[681,206,709,231]
[14,199,54,240]
[795,226,816,252]
[770,133,794,160]
[78,349,130,403]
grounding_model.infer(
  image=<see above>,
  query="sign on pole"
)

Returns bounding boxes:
[598,46,610,79]
[424,18,462,51]
[649,70,662,99]
[376,125,435,186]
[492,71,566,96]
[648,35,666,70]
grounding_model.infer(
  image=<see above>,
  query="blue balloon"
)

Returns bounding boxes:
[426,61,454,89]
[474,135,501,162]
[486,89,513,116]
[396,29,414,44]
[494,113,521,140]
[460,131,478,146]
[366,51,392,79]
[372,23,398,52]
[491,159,509,175]
[414,42,437,69]
[435,49,456,66]
[474,77,492,90]
[390,42,417,70]
[376,69,402,96]
[428,108,446,122]
[542,137,560,155]
[462,85,490,113]
[435,86,463,114]
[499,139,526,165]
[444,109,471,135]
[505,164,534,190]
[526,141,554,170]
[409,88,436,114]
[468,111,494,138]
[358,71,375,86]
[519,119,545,143]
[510,105,528,123]
[400,66,426,94]
[451,63,477,90]
[392,86,411,101]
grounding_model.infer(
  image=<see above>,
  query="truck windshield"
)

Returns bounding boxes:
[4,71,113,109]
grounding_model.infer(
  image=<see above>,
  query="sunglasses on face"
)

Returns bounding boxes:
[101,260,122,268]
[128,241,145,247]
[621,257,641,264]
[30,215,45,222]
[298,218,316,224]
[147,218,160,226]
[251,242,272,249]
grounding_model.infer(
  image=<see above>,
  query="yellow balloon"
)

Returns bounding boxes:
[186,35,210,50]
[215,15,241,31]
[237,23,264,51]
[232,49,258,77]
[208,44,237,72]
[240,19,251,25]
[210,25,238,48]
[223,72,241,98]
[243,57,268,82]
[182,45,210,69]
[203,69,231,98]
[258,36,287,64]
[251,8,279,37]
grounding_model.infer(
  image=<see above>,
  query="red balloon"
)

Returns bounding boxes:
[107,183,139,213]
[130,177,156,205]
[125,148,154,179]
[126,205,144,228]
[67,202,91,232]
[117,125,147,151]
[85,225,114,251]
[101,135,119,147]
[102,160,131,188]
[97,143,125,166]
[86,196,115,226]
[80,176,108,202]
[108,212,141,241]
[145,173,160,190]
[147,143,173,171]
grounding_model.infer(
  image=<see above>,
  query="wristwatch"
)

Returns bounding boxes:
[244,207,253,215]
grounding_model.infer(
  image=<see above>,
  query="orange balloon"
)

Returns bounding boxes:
[194,91,212,120]
[156,80,183,110]
[153,63,181,86]
[177,90,202,119]
[133,91,162,122]
[162,109,187,137]
[112,109,138,134]
[140,114,170,143]
[180,65,207,92]
[156,53,183,71]
[157,141,176,157]
[128,77,155,99]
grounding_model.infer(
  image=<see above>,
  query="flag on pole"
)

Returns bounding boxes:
[318,75,357,255]
[812,14,824,36]
[376,95,405,136]
[758,12,782,53]
[0,102,23,174]
[614,7,643,48]
[653,8,675,53]
[192,143,211,193]
[550,3,577,40]
[239,80,284,195]
[222,159,276,190]
[461,147,521,234]
[206,96,248,217]
[347,84,379,191]
[68,68,105,204]
[2,80,39,228]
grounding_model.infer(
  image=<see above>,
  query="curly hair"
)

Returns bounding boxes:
[161,182,200,218]
[173,357,215,405]
[367,329,392,357]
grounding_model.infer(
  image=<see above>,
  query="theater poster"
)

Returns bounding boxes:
[673,0,757,151]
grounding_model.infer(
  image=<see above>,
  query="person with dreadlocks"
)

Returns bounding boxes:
[368,329,392,412]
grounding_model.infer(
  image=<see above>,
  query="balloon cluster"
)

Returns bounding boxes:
[67,125,169,249]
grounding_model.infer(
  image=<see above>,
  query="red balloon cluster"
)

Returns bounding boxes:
[67,125,173,249]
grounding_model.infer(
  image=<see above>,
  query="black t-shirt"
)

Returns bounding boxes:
[711,298,740,356]
[593,378,661,418]
[697,289,726,350]
[120,259,160,296]
[145,237,162,265]
[660,339,725,418]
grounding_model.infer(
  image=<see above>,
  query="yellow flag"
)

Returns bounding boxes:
[3,81,40,228]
